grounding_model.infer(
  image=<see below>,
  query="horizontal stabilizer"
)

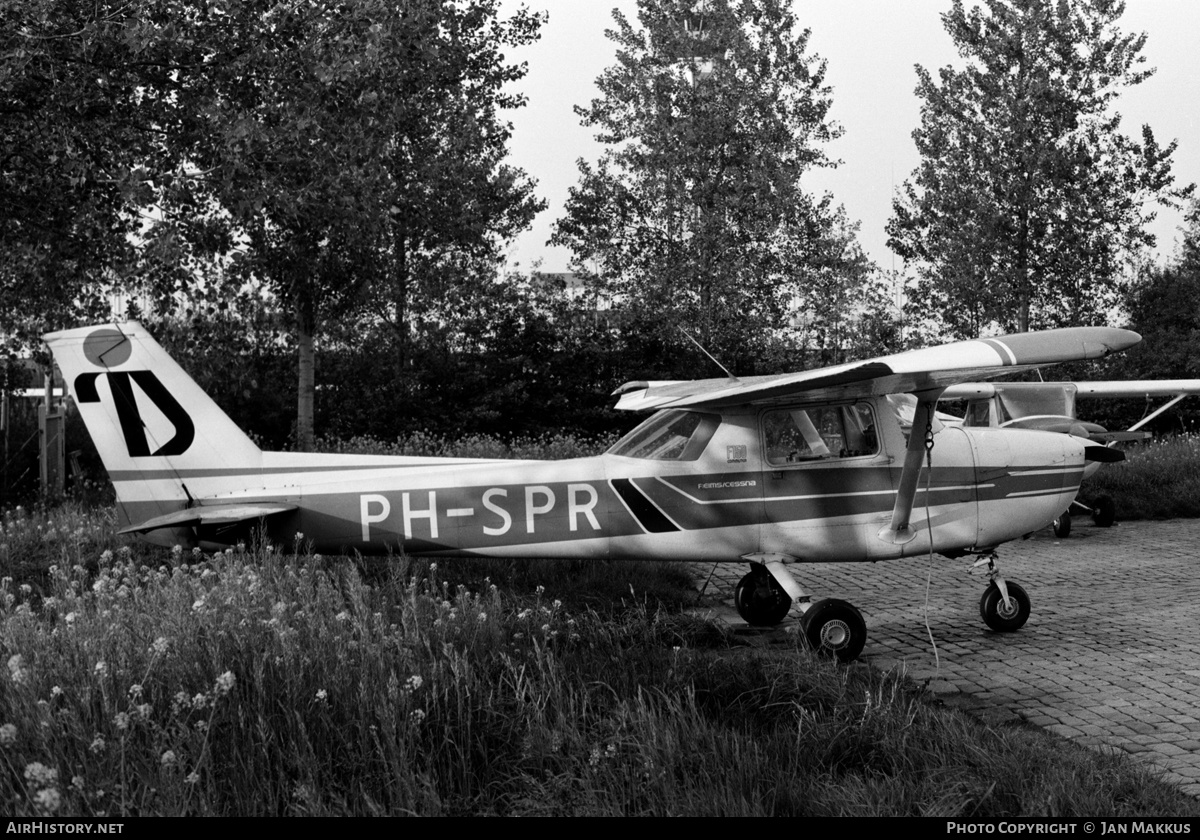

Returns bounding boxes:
[119,502,297,535]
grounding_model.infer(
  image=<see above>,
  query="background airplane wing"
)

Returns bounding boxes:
[613,327,1140,410]
[1070,380,1200,398]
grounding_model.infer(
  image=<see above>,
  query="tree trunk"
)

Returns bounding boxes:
[296,296,316,451]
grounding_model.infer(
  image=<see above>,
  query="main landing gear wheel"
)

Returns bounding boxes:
[800,598,866,662]
[979,582,1030,632]
[1052,511,1071,538]
[734,570,792,626]
[1091,495,1116,528]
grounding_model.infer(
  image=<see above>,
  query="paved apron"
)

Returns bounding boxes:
[689,518,1200,797]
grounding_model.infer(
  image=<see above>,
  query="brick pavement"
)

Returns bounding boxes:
[688,518,1200,797]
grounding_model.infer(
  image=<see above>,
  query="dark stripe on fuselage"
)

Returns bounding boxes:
[610,478,680,533]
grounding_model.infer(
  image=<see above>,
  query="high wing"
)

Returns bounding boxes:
[613,327,1140,410]
[1071,380,1200,399]
[1074,379,1200,434]
[942,379,1200,401]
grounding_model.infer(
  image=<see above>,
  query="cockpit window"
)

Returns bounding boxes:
[763,403,878,465]
[608,410,720,461]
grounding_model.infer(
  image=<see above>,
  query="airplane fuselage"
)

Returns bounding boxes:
[125,398,1086,563]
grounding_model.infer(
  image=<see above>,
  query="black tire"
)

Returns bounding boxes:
[1052,511,1071,538]
[734,570,792,626]
[800,598,867,662]
[1091,495,1116,528]
[979,581,1031,632]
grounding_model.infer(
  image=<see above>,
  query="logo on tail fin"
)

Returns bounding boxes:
[75,371,195,457]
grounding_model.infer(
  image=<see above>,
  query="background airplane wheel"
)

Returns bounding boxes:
[1091,495,1116,527]
[800,598,866,662]
[979,582,1030,632]
[1052,511,1071,538]
[734,571,792,626]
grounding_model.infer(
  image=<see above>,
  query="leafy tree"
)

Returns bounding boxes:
[150,0,544,448]
[0,0,191,352]
[553,0,861,376]
[889,0,1193,338]
[1087,200,1200,432]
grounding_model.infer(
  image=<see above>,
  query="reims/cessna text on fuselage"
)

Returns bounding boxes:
[45,323,1141,661]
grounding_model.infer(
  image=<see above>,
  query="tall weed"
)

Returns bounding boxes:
[1084,433,1200,519]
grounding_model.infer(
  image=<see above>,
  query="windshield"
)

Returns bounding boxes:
[608,410,720,461]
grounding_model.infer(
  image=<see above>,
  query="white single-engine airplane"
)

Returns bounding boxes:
[941,379,1200,534]
[46,322,1142,661]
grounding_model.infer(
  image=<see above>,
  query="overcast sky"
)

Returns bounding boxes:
[496,0,1200,275]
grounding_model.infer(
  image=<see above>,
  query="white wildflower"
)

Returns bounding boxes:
[161,750,177,768]
[7,655,27,685]
[0,723,16,744]
[214,671,235,696]
[34,787,61,813]
[24,762,58,785]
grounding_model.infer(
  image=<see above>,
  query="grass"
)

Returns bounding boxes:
[1,506,1197,816]
[1083,433,1200,520]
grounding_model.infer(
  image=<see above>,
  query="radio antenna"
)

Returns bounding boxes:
[679,327,738,381]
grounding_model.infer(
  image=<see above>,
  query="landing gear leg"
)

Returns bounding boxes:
[973,552,1031,632]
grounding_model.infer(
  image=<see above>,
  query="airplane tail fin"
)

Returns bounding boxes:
[43,322,263,527]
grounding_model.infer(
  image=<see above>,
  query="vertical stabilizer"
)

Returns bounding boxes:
[43,322,263,527]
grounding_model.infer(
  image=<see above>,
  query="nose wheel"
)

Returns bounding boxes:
[979,581,1030,631]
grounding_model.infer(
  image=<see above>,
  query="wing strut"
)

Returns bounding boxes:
[881,389,944,545]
